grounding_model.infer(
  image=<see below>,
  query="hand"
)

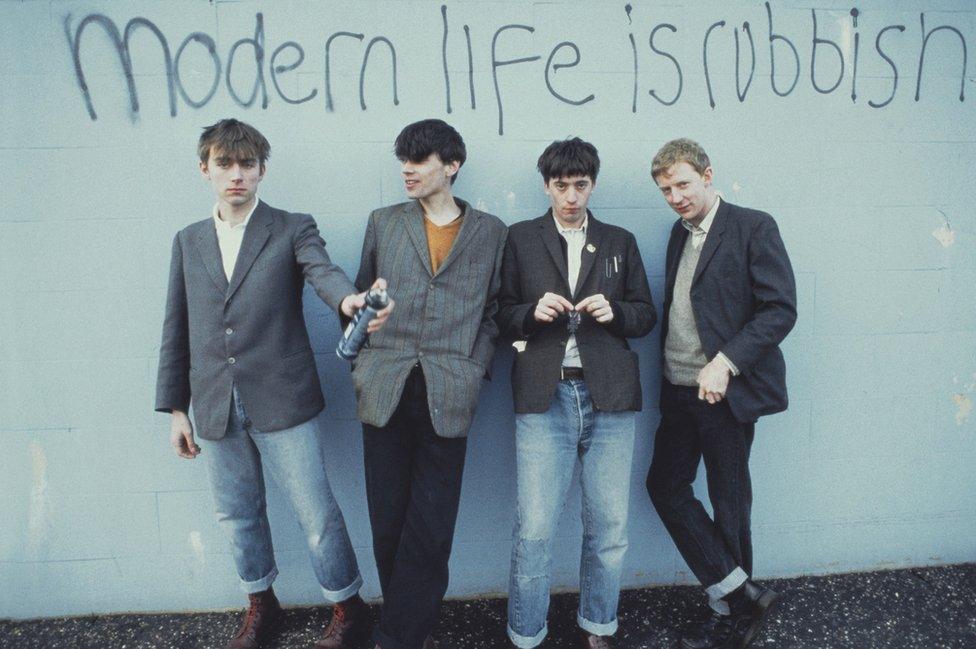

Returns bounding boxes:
[697,357,731,404]
[575,294,614,323]
[170,410,200,459]
[340,278,395,333]
[534,292,574,323]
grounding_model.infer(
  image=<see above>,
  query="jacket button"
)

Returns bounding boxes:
[225,328,234,335]
[228,357,236,364]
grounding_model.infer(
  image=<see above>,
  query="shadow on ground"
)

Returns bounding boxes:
[2,565,974,648]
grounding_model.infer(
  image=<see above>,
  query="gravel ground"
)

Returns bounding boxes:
[2,564,974,648]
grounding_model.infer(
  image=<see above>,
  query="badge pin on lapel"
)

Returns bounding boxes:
[586,243,596,253]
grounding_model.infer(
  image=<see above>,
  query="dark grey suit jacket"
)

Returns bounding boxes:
[497,211,657,413]
[155,200,357,440]
[351,199,507,438]
[662,199,797,423]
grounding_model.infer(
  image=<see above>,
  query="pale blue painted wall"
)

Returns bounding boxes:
[1,0,974,619]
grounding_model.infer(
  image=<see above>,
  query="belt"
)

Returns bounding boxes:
[560,367,584,380]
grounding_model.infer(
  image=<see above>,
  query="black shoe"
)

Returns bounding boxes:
[679,610,737,649]
[728,581,780,648]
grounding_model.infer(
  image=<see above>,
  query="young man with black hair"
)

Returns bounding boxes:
[497,138,656,649]
[646,138,796,649]
[156,119,392,649]
[350,119,507,649]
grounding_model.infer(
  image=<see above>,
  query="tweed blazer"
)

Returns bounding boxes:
[351,199,507,438]
[155,201,357,440]
[497,211,657,413]
[662,199,797,423]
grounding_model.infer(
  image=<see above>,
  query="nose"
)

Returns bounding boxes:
[666,190,681,205]
[566,188,579,204]
[230,164,244,181]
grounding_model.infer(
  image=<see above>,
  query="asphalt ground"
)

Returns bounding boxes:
[2,564,974,648]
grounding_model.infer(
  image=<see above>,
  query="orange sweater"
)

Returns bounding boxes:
[425,215,464,273]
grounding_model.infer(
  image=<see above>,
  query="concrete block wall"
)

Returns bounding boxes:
[1,0,973,619]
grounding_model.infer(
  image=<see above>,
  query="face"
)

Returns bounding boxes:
[200,147,264,210]
[545,175,595,228]
[654,161,715,226]
[400,153,459,200]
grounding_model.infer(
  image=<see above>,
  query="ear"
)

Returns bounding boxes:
[445,159,461,178]
[543,179,551,195]
[258,163,266,181]
[701,166,713,186]
[199,160,210,179]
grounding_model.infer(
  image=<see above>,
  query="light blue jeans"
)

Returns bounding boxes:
[507,379,636,648]
[201,386,363,602]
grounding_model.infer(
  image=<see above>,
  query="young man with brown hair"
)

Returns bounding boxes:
[156,118,391,649]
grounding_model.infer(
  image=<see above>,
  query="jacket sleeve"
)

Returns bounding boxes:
[295,214,358,314]
[605,232,657,339]
[155,233,191,414]
[495,234,540,340]
[354,211,379,293]
[471,227,507,372]
[719,215,797,373]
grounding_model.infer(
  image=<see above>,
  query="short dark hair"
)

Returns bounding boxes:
[537,137,600,183]
[394,119,466,183]
[198,118,270,166]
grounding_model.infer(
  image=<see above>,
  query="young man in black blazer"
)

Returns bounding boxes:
[497,138,656,649]
[646,138,797,649]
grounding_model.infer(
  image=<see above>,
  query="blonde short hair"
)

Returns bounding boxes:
[651,138,711,179]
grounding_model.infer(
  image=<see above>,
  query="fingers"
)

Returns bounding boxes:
[172,430,200,459]
[535,293,572,322]
[372,277,388,290]
[575,295,613,323]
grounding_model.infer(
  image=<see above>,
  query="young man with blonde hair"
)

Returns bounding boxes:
[646,138,796,649]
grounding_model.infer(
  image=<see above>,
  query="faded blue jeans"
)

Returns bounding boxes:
[507,379,636,648]
[201,386,363,602]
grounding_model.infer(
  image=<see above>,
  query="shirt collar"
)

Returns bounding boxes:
[213,196,260,231]
[681,195,720,235]
[552,210,588,234]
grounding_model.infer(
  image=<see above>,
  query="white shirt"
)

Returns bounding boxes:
[679,196,739,376]
[554,213,588,368]
[212,197,260,281]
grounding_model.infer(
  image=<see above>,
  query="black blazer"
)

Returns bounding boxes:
[497,211,656,413]
[662,199,797,423]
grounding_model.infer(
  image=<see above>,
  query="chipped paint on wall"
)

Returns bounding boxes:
[952,393,972,426]
[932,222,955,247]
[27,442,50,559]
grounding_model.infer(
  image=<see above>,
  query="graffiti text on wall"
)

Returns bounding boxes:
[65,3,969,134]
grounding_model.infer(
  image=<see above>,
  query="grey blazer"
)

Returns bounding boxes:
[155,200,357,440]
[351,199,507,438]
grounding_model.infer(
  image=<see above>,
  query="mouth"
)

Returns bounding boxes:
[404,180,419,190]
[227,188,246,194]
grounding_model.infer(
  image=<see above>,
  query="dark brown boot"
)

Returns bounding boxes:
[315,594,373,649]
[226,588,282,649]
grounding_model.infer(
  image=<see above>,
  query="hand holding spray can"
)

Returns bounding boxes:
[336,287,390,360]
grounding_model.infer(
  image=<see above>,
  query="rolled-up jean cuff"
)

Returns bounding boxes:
[321,574,363,604]
[705,566,748,601]
[241,566,278,594]
[577,612,618,637]
[507,622,547,649]
[708,597,731,615]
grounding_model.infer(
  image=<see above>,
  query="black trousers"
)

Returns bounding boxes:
[363,366,468,649]
[646,380,756,589]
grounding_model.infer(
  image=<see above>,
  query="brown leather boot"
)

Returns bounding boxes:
[581,631,613,648]
[315,594,373,649]
[226,588,282,649]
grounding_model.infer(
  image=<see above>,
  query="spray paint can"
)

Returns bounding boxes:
[336,287,390,361]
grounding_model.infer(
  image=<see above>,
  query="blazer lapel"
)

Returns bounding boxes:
[403,201,434,277]
[691,199,728,286]
[195,220,229,293]
[538,213,571,292]
[436,205,483,279]
[573,211,604,299]
[226,201,272,301]
[664,223,687,304]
